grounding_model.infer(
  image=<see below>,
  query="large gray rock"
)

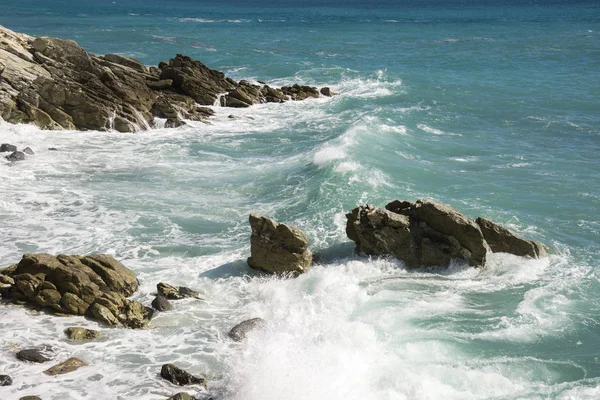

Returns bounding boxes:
[1,254,151,328]
[476,217,547,258]
[247,214,312,275]
[346,199,546,268]
[228,318,265,342]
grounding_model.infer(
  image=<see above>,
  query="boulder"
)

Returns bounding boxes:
[64,327,101,341]
[247,214,312,275]
[160,364,206,386]
[476,217,547,258]
[16,346,55,363]
[23,147,34,155]
[0,143,17,152]
[151,295,173,311]
[43,357,87,375]
[228,318,265,342]
[1,253,151,328]
[5,151,25,162]
[320,87,334,97]
[157,282,201,300]
[0,374,12,386]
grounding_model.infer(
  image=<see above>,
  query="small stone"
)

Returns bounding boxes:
[157,282,201,300]
[16,346,54,363]
[23,147,34,155]
[0,374,12,386]
[6,151,25,162]
[151,295,173,311]
[48,147,58,151]
[64,327,101,341]
[227,114,238,119]
[43,357,87,375]
[160,364,205,386]
[228,318,265,342]
[0,143,17,152]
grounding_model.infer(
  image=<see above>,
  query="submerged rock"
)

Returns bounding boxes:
[43,357,87,375]
[160,364,206,386]
[247,213,312,275]
[64,327,101,341]
[346,199,546,268]
[1,253,152,328]
[16,345,55,363]
[228,317,265,342]
[0,374,12,386]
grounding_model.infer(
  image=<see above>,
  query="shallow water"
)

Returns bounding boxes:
[1,0,599,399]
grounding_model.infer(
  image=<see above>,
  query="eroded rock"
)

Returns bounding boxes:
[247,214,312,275]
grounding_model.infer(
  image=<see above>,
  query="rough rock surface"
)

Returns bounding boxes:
[157,282,202,300]
[160,364,206,386]
[0,374,12,386]
[346,199,547,268]
[64,327,101,341]
[228,318,265,342]
[19,397,42,400]
[43,357,87,375]
[0,25,331,132]
[0,253,152,328]
[247,213,313,275]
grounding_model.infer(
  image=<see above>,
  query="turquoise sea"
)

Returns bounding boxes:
[1,0,599,399]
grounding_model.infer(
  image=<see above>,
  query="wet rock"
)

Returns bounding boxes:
[5,151,25,162]
[320,87,334,97]
[0,143,17,152]
[43,357,87,375]
[151,295,173,311]
[228,317,265,342]
[157,282,202,300]
[247,214,313,275]
[476,217,547,258]
[23,147,34,155]
[167,393,194,400]
[64,327,101,341]
[160,364,206,386]
[0,374,12,386]
[16,345,54,363]
[2,253,151,328]
[48,147,58,151]
[19,396,42,400]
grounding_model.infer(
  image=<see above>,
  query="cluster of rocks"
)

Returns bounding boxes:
[1,142,34,162]
[246,198,547,274]
[0,25,333,132]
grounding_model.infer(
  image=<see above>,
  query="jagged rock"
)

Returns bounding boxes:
[167,393,194,400]
[228,318,265,342]
[347,199,547,268]
[5,151,25,162]
[320,87,334,96]
[64,327,101,341]
[0,143,17,152]
[0,25,330,132]
[247,214,312,275]
[43,357,87,375]
[1,253,151,328]
[23,147,34,155]
[157,282,201,300]
[476,217,547,258]
[151,295,173,311]
[16,346,54,363]
[160,364,206,386]
[0,374,12,386]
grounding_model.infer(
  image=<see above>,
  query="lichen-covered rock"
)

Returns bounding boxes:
[346,199,547,268]
[157,282,202,300]
[228,318,265,342]
[43,357,87,375]
[476,217,547,258]
[64,327,101,341]
[247,214,312,275]
[160,364,206,386]
[1,253,151,328]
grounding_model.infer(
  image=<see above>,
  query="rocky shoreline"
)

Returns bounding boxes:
[0,25,332,132]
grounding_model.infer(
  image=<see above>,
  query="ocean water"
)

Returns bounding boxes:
[1,0,600,399]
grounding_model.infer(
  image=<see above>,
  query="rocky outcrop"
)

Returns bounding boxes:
[247,214,313,275]
[43,357,87,375]
[0,25,332,132]
[346,199,547,268]
[228,318,265,342]
[160,364,206,386]
[0,253,152,328]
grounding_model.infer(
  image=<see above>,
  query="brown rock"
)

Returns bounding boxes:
[43,357,87,375]
[476,217,547,258]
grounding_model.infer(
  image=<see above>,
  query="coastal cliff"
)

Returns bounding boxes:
[0,25,331,132]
